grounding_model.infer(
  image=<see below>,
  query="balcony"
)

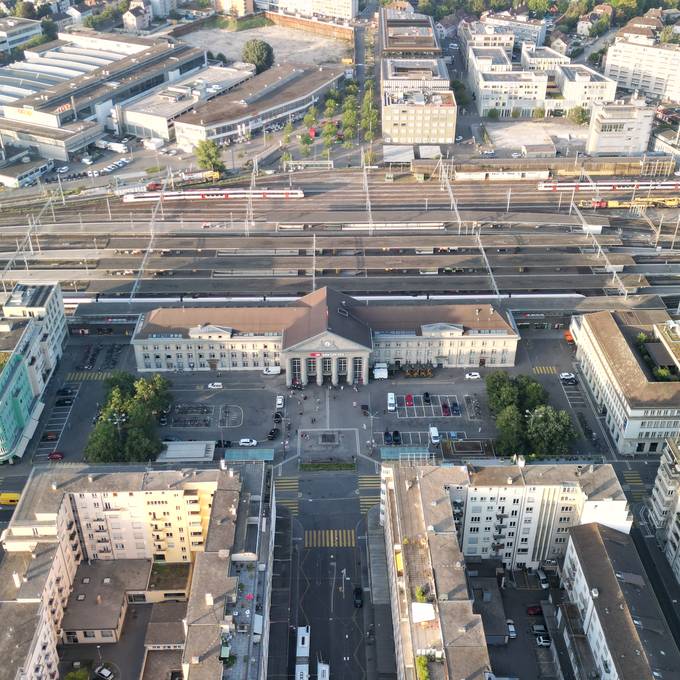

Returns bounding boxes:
[496,513,508,520]
[66,521,74,531]
[68,531,77,542]
[494,524,506,532]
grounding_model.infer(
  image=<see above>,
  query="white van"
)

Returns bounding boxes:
[429,426,440,445]
[387,393,396,412]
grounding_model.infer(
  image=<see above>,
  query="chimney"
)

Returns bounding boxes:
[191,656,201,665]
[507,476,513,485]
[96,594,102,604]
[12,572,21,589]
[88,474,94,483]
[51,482,57,490]
[205,592,213,606]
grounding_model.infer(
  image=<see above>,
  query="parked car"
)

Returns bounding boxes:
[384,430,393,445]
[423,392,431,404]
[442,402,451,416]
[47,451,64,461]
[559,372,577,385]
[353,586,364,608]
[526,605,542,616]
[392,430,402,445]
[451,402,461,416]
[159,415,168,426]
[239,438,257,447]
[57,388,75,396]
[216,439,231,448]
[537,569,550,589]
[405,394,414,407]
[506,619,517,639]
[465,372,481,380]
[208,382,223,389]
[267,428,280,440]
[531,624,548,635]
[275,395,285,409]
[263,366,281,375]
[273,412,283,423]
[536,635,552,648]
[56,166,69,174]
[55,398,73,407]
[94,666,114,680]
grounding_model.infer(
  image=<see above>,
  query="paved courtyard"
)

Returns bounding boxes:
[485,120,588,153]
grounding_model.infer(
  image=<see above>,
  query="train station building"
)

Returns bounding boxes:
[132,288,518,385]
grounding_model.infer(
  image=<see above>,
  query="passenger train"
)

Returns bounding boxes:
[537,180,680,192]
[121,188,305,203]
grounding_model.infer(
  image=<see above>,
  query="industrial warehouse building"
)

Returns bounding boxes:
[132,288,518,385]
[0,32,205,160]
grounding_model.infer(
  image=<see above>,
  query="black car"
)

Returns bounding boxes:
[158,415,168,426]
[267,428,280,441]
[57,388,75,396]
[273,412,283,423]
[55,398,73,407]
[451,402,461,416]
[392,430,402,445]
[353,586,364,608]
[216,439,231,448]
[384,430,393,445]
[423,392,431,404]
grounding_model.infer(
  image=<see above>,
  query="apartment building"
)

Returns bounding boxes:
[570,311,680,455]
[379,7,442,57]
[460,462,630,570]
[275,0,358,21]
[586,93,654,155]
[560,523,680,680]
[132,288,518,385]
[380,465,492,680]
[605,35,680,103]
[468,46,547,117]
[382,89,457,144]
[520,43,569,75]
[214,0,253,16]
[0,284,66,463]
[480,11,547,47]
[1,462,274,680]
[554,64,617,111]
[0,17,42,54]
[649,437,680,531]
[458,20,514,66]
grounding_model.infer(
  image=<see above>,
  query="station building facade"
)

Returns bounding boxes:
[132,288,519,385]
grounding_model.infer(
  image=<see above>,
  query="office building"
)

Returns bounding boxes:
[0,16,42,54]
[458,20,514,66]
[586,94,654,155]
[605,29,680,103]
[379,7,442,57]
[214,0,253,16]
[0,32,205,160]
[132,288,519,385]
[276,0,357,22]
[0,283,66,463]
[560,523,680,680]
[570,311,680,455]
[553,64,617,110]
[380,465,492,680]
[520,43,569,75]
[117,64,255,141]
[380,58,451,93]
[382,88,457,144]
[0,462,274,680]
[649,437,680,531]
[480,11,547,47]
[173,64,343,150]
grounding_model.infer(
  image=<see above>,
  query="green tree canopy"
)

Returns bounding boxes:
[195,139,225,174]
[495,404,527,455]
[303,105,318,130]
[527,405,576,456]
[568,105,590,125]
[14,1,36,18]
[487,108,500,119]
[528,0,549,16]
[242,39,274,74]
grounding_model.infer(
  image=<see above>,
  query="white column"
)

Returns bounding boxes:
[316,357,323,386]
[361,354,369,385]
[300,355,308,385]
[331,357,339,386]
[347,356,354,384]
[285,356,293,387]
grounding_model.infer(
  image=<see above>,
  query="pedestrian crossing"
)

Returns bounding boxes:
[358,475,381,489]
[533,366,557,375]
[66,371,115,382]
[277,498,299,516]
[275,477,299,493]
[304,529,356,548]
[622,470,647,502]
[360,496,379,513]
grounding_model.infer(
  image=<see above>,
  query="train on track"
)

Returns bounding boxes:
[538,180,680,192]
[121,188,305,203]
[578,197,680,209]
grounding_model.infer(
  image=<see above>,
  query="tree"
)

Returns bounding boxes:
[195,140,225,174]
[533,107,545,118]
[527,406,576,456]
[299,132,312,157]
[282,120,293,144]
[280,150,292,169]
[324,97,338,119]
[134,374,171,414]
[303,105,318,130]
[660,25,680,44]
[568,105,589,125]
[84,420,121,463]
[495,405,527,455]
[242,39,274,74]
[65,670,89,680]
[527,0,549,16]
[105,370,136,397]
[511,107,521,118]
[486,371,519,415]
[14,1,36,18]
[515,375,547,412]
[322,120,337,151]
[487,108,500,119]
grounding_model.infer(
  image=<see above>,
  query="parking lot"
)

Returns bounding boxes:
[395,393,462,419]
[375,430,468,446]
[561,382,586,409]
[33,382,80,462]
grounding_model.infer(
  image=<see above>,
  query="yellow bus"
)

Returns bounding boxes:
[0,492,20,506]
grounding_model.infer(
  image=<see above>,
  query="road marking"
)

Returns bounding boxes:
[66,371,114,381]
[276,498,299,515]
[275,477,299,492]
[533,366,556,375]
[358,475,380,488]
[359,497,379,513]
[304,529,356,548]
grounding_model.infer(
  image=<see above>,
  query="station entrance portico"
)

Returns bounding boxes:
[285,344,371,386]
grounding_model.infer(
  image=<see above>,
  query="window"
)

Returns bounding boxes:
[83,631,96,639]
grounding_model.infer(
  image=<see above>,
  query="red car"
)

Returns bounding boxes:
[47,451,64,461]
[442,402,451,416]
[405,394,414,407]
[526,605,542,616]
